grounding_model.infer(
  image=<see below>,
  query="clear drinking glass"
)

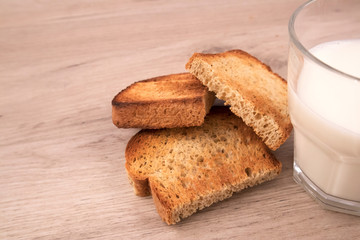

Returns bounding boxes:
[288,0,360,215]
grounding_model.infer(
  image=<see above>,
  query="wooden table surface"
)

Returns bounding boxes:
[1,0,359,239]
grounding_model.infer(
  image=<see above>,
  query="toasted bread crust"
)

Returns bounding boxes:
[186,50,292,150]
[125,107,281,224]
[112,73,215,129]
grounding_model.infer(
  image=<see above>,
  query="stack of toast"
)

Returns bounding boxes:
[112,49,292,225]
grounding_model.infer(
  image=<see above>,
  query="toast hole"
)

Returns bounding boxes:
[245,167,252,177]
[255,113,261,120]
[220,136,227,142]
[176,194,180,199]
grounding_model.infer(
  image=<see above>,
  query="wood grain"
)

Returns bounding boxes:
[1,0,359,239]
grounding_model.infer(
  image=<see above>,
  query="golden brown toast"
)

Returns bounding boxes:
[112,73,215,129]
[125,106,282,224]
[186,50,292,150]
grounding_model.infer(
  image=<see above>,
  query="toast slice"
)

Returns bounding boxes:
[186,50,292,150]
[112,73,215,129]
[125,106,282,225]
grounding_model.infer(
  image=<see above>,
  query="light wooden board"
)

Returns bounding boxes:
[1,0,359,239]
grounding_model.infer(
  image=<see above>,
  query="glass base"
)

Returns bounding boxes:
[293,162,360,216]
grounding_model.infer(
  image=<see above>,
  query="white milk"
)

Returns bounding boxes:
[289,39,360,201]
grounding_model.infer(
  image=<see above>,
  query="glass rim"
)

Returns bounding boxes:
[288,0,360,81]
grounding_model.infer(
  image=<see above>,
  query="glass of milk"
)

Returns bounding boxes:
[288,0,360,215]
